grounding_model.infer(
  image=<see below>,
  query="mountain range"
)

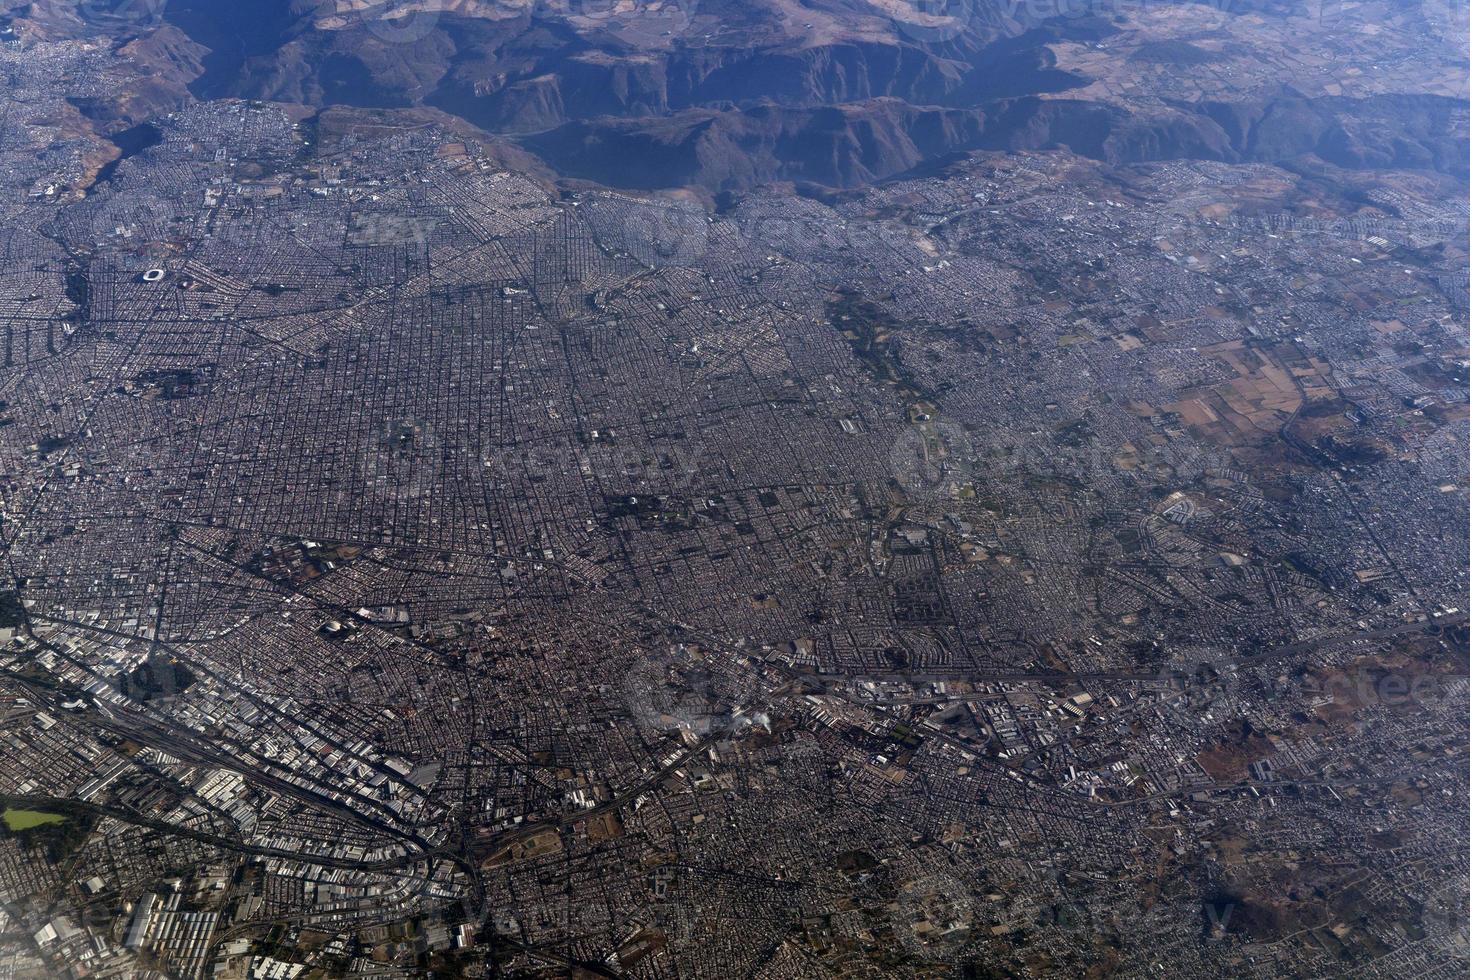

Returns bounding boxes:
[13,0,1470,193]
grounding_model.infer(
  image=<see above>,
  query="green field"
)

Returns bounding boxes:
[2,808,66,831]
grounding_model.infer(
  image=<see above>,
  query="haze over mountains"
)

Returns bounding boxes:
[15,0,1470,192]
[7,0,1470,975]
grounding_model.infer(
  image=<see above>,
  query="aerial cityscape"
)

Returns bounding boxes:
[0,0,1466,976]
